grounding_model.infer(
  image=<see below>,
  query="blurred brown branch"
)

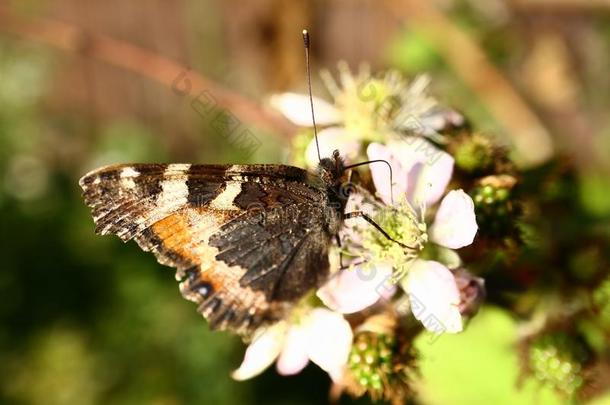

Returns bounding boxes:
[385,0,555,168]
[508,0,610,12]
[0,6,297,139]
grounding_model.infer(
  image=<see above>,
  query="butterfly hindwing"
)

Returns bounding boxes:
[209,194,331,301]
[79,163,335,334]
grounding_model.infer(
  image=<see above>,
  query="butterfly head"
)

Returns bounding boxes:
[317,149,346,187]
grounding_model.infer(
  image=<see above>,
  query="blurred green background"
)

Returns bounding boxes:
[1,1,609,404]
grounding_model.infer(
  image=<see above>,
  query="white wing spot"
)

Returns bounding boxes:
[120,167,140,178]
[120,167,140,189]
[156,165,190,208]
[166,163,192,174]
[209,182,242,210]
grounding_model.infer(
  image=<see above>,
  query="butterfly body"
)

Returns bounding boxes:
[79,153,349,336]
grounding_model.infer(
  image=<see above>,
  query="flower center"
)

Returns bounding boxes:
[362,202,427,281]
[333,79,397,142]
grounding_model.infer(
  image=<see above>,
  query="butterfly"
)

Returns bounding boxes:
[79,31,402,338]
[80,156,351,336]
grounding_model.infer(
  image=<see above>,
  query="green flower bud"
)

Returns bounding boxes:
[349,331,395,395]
[345,314,417,404]
[528,332,589,397]
[471,175,518,237]
[453,133,495,174]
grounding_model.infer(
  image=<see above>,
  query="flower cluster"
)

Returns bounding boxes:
[232,58,610,402]
[234,64,490,402]
[271,63,463,168]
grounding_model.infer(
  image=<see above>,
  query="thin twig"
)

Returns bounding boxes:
[0,6,297,139]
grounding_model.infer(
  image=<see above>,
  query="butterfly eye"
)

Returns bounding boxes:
[332,149,340,158]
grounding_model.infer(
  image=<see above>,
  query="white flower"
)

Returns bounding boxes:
[270,63,462,167]
[429,189,478,249]
[303,127,361,168]
[402,260,463,334]
[232,308,353,382]
[317,265,395,314]
[366,141,477,248]
[365,140,478,334]
[270,92,342,127]
[367,139,454,207]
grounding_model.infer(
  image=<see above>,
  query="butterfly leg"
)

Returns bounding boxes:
[334,234,346,269]
[339,258,368,270]
[334,234,368,270]
[343,211,415,249]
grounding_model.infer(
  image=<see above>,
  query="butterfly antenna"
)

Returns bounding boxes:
[344,160,395,205]
[303,29,322,162]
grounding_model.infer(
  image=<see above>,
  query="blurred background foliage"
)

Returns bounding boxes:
[0,0,609,404]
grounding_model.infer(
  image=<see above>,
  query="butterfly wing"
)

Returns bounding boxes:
[79,163,334,335]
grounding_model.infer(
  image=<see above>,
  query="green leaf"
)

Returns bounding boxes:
[415,306,562,405]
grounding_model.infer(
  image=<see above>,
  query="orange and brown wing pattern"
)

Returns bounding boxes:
[135,206,290,334]
[79,163,334,336]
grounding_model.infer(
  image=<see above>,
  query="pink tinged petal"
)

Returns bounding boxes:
[453,268,486,318]
[429,189,478,249]
[304,308,353,381]
[388,138,454,207]
[276,325,309,376]
[317,265,395,314]
[231,322,287,381]
[305,127,360,167]
[366,142,409,205]
[402,260,463,334]
[270,93,341,126]
[409,152,454,207]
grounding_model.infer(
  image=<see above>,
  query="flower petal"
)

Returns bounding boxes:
[429,189,478,249]
[305,127,360,167]
[276,324,309,376]
[270,93,341,126]
[389,138,454,207]
[231,322,287,381]
[453,268,486,318]
[368,139,453,207]
[366,142,409,205]
[402,260,462,334]
[317,265,395,314]
[409,157,454,207]
[416,108,465,135]
[304,308,353,381]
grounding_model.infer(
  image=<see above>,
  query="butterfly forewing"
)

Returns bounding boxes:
[79,163,336,335]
